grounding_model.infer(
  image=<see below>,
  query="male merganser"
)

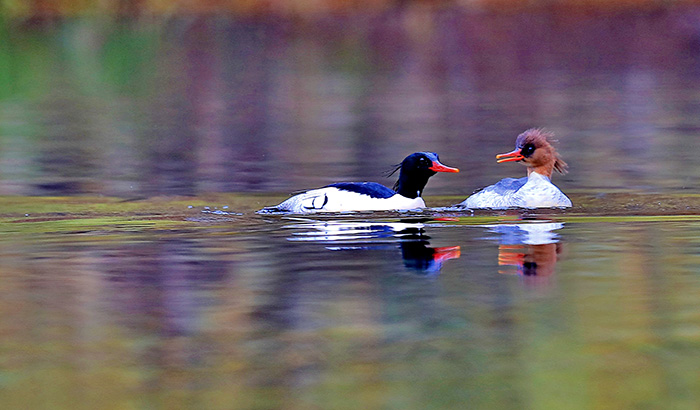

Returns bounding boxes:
[259,152,459,214]
[460,129,572,209]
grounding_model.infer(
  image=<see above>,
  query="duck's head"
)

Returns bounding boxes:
[400,152,460,176]
[390,152,460,198]
[495,129,568,178]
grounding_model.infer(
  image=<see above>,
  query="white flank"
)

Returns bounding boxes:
[271,187,426,213]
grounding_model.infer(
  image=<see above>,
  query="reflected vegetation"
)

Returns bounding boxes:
[2,8,700,196]
[1,209,700,408]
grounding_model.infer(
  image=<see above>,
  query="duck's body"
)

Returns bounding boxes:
[267,182,427,213]
[460,129,572,209]
[260,152,459,214]
[462,172,571,209]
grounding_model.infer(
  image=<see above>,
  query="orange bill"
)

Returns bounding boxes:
[430,161,460,173]
[496,148,524,163]
[498,244,525,265]
[433,246,461,263]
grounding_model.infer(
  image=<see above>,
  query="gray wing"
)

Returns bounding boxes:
[460,177,528,209]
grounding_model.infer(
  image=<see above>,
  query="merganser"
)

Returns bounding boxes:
[259,152,459,214]
[460,129,572,209]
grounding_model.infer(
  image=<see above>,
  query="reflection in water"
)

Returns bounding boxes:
[102,238,230,337]
[285,220,460,275]
[481,222,565,281]
[0,233,241,408]
[3,218,700,408]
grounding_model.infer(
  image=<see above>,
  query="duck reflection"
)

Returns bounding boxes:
[285,221,460,275]
[482,222,565,280]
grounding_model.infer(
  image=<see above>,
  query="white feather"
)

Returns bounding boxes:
[461,172,571,209]
[268,187,426,213]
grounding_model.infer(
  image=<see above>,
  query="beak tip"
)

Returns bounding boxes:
[495,149,524,163]
[430,162,460,173]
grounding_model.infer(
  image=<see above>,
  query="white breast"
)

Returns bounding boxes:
[517,173,572,208]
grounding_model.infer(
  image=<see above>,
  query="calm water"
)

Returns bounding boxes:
[1,214,700,409]
[2,7,700,409]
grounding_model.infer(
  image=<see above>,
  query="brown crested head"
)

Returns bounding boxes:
[495,128,567,178]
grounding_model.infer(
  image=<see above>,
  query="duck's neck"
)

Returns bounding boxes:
[527,164,553,178]
[395,173,431,199]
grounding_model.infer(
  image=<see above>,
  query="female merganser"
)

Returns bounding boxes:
[460,129,572,209]
[259,152,459,214]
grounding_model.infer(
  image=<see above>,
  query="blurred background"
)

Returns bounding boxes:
[1,0,700,198]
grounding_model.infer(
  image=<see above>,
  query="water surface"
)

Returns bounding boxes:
[1,205,700,409]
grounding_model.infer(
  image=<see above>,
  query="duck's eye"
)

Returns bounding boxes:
[521,143,535,157]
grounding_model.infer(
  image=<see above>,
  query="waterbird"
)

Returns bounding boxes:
[459,129,572,209]
[259,152,459,214]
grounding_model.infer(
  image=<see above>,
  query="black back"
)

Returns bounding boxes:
[325,182,396,198]
[320,152,447,200]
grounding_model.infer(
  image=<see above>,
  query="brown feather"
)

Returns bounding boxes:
[553,156,568,174]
